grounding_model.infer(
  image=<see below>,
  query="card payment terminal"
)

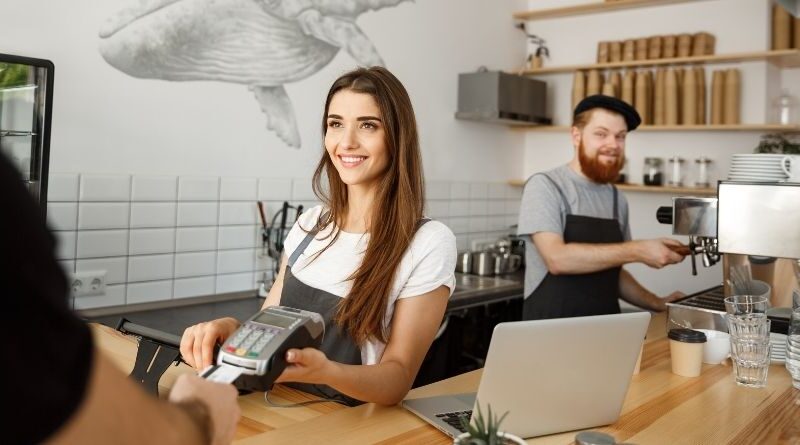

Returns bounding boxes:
[201,306,324,392]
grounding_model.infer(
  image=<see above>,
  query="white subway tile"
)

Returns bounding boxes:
[175,252,216,278]
[456,236,469,252]
[255,253,275,273]
[450,182,470,200]
[129,228,175,255]
[426,201,449,218]
[218,226,257,250]
[130,202,176,228]
[506,185,523,199]
[505,200,521,215]
[425,181,450,200]
[291,178,316,201]
[178,177,219,201]
[217,249,255,274]
[469,183,489,199]
[127,280,173,304]
[449,201,470,217]
[488,216,509,232]
[258,178,293,200]
[79,175,130,201]
[76,257,127,285]
[469,217,488,233]
[76,230,128,258]
[216,272,255,294]
[132,175,177,201]
[128,254,174,282]
[488,183,507,199]
[78,203,130,230]
[48,174,79,201]
[177,202,218,227]
[488,200,506,216]
[469,200,488,216]
[73,284,126,310]
[506,215,519,228]
[219,202,257,225]
[447,217,470,234]
[220,178,257,201]
[47,203,77,231]
[176,227,217,252]
[174,277,215,299]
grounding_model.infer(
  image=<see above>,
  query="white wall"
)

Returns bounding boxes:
[520,0,787,297]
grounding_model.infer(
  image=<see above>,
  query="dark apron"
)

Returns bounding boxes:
[523,174,623,320]
[280,218,430,406]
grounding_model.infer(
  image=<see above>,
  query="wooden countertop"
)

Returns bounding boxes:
[92,313,800,444]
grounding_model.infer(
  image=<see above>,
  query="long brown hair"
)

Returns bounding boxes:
[308,67,425,346]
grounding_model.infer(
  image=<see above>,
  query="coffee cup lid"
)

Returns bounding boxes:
[668,328,707,343]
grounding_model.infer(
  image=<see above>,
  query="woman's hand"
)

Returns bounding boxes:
[274,348,335,385]
[180,317,241,369]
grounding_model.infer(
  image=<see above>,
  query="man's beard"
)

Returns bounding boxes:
[578,140,625,184]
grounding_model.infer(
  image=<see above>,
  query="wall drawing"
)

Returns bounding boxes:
[98,0,409,148]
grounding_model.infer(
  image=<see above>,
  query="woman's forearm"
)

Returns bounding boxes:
[324,359,413,405]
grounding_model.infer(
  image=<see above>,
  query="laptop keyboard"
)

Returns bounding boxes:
[435,410,472,433]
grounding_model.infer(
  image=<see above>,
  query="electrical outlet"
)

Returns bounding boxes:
[71,270,107,298]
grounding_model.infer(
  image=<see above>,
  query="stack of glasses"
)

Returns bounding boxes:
[725,295,771,388]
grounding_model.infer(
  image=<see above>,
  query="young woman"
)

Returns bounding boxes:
[180,66,456,406]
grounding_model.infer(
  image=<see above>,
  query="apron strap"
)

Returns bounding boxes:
[612,184,619,222]
[287,216,432,267]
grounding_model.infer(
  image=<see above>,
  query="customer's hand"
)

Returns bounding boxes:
[652,291,686,312]
[169,373,240,445]
[274,348,334,385]
[635,238,687,269]
[180,317,240,369]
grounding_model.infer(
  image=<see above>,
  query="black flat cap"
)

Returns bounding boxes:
[574,95,641,131]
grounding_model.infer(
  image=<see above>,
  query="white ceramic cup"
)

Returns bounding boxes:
[781,155,800,182]
[695,329,731,364]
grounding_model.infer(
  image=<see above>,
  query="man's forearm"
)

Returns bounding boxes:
[546,240,642,275]
[618,268,661,311]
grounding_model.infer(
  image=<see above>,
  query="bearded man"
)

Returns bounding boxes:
[517,95,687,320]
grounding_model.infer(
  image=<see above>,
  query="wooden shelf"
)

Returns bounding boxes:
[514,124,800,132]
[508,179,716,195]
[513,0,701,21]
[520,49,800,75]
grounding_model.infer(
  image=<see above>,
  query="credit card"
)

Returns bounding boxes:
[200,364,244,384]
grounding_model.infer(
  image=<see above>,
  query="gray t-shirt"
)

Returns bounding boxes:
[516,164,632,297]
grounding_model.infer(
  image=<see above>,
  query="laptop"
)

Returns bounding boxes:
[402,312,650,439]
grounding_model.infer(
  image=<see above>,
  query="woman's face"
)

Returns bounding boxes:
[325,90,389,192]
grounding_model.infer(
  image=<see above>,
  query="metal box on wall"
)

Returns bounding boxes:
[455,70,550,125]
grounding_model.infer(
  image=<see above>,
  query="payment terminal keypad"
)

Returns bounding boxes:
[225,324,280,358]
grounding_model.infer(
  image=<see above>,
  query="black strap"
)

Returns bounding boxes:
[612,184,619,222]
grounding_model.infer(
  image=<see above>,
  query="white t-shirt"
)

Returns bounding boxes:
[281,205,457,365]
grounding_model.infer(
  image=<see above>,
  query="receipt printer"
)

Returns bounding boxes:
[201,306,324,391]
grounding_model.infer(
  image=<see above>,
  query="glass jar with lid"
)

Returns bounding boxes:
[643,157,664,186]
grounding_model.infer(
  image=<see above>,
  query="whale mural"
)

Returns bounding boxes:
[98,0,409,148]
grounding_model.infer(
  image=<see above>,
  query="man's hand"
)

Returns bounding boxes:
[652,291,685,312]
[168,374,240,445]
[634,238,687,269]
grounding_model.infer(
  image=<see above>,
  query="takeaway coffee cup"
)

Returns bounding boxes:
[668,328,707,377]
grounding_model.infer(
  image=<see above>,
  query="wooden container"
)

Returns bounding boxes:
[622,70,636,106]
[597,41,610,63]
[723,69,741,125]
[773,4,793,50]
[610,41,623,62]
[648,36,662,59]
[572,71,586,110]
[623,39,636,61]
[663,35,677,58]
[602,81,616,97]
[653,68,667,125]
[635,38,649,60]
[609,71,622,98]
[635,70,652,124]
[710,70,725,125]
[586,69,604,96]
[696,67,706,124]
[665,68,680,125]
[795,18,800,49]
[681,66,698,125]
[692,32,716,56]
[677,33,693,58]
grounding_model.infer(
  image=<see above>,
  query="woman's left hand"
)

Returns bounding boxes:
[274,348,334,385]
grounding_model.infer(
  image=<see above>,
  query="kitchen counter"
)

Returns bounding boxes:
[448,272,524,311]
[91,312,800,444]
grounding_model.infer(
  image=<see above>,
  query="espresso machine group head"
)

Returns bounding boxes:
[656,197,720,276]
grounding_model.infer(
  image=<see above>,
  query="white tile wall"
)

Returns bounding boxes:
[130,202,176,228]
[51,173,523,308]
[132,175,177,201]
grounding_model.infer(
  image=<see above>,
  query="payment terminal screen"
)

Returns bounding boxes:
[253,311,295,329]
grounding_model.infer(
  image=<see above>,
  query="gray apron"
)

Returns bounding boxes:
[280,218,430,406]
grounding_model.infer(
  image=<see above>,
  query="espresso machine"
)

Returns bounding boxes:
[657,181,800,334]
